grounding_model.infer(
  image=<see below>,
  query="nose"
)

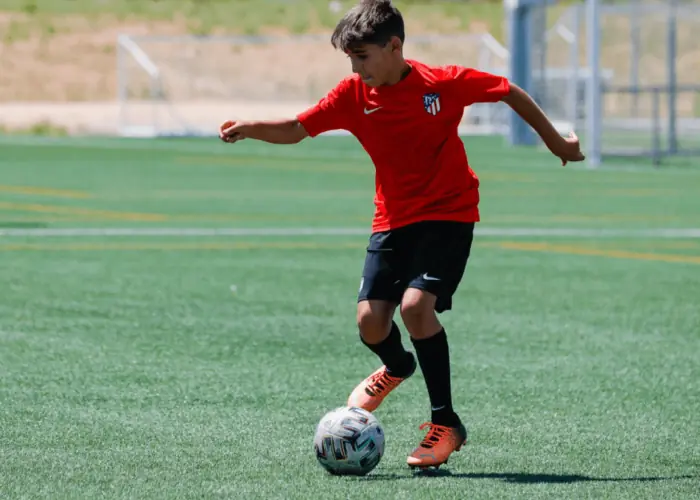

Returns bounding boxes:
[351,59,363,76]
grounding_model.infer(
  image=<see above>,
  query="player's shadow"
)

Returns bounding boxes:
[361,471,696,483]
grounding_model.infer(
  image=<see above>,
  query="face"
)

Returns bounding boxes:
[346,38,402,87]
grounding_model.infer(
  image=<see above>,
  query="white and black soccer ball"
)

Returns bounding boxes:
[313,406,385,476]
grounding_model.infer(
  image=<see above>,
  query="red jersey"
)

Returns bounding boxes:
[297,59,510,232]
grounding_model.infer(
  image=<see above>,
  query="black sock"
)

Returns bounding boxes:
[361,321,415,378]
[411,329,461,427]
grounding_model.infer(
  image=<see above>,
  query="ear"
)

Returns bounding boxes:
[389,36,403,53]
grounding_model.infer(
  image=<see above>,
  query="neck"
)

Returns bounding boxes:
[384,60,411,86]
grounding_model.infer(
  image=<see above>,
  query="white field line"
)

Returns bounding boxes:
[1,227,700,238]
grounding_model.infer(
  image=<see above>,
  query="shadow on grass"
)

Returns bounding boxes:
[360,471,696,483]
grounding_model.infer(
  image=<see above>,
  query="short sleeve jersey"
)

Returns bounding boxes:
[297,59,510,233]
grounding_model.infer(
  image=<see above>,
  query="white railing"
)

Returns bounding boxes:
[115,33,517,137]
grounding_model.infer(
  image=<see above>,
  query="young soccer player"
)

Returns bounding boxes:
[220,0,584,469]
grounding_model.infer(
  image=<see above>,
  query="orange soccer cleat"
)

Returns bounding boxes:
[347,358,416,413]
[407,422,468,470]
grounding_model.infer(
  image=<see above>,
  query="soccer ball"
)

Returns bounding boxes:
[313,406,385,476]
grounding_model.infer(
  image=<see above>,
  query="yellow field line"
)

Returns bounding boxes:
[0,202,168,222]
[1,205,680,225]
[549,215,680,222]
[555,240,700,250]
[0,214,93,223]
[175,156,368,174]
[109,189,370,200]
[1,240,698,265]
[0,202,364,223]
[496,242,700,265]
[485,189,688,198]
[0,241,365,252]
[172,214,367,223]
[0,184,92,199]
[487,214,683,223]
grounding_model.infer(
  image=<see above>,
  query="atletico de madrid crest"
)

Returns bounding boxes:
[423,93,441,116]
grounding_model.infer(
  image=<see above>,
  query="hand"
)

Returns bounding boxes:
[219,120,246,144]
[549,131,585,166]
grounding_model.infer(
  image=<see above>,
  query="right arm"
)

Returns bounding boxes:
[219,78,355,146]
[219,119,308,145]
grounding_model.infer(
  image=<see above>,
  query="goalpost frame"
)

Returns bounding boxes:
[585,0,602,167]
[505,0,537,147]
[505,0,602,167]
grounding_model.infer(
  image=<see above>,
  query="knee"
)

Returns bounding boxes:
[356,306,380,333]
[357,301,394,344]
[400,290,440,338]
[399,296,431,326]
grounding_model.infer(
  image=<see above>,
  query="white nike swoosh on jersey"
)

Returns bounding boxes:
[422,273,441,281]
[364,107,383,115]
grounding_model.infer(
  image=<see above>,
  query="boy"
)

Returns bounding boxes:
[220,0,584,469]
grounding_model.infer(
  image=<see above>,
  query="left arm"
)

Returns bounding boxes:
[501,84,585,166]
[449,66,585,166]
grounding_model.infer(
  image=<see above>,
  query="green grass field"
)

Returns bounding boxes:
[0,135,699,499]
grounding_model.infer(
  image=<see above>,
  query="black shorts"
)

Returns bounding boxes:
[357,220,475,313]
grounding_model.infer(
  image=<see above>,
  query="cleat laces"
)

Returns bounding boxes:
[365,370,402,397]
[417,422,451,449]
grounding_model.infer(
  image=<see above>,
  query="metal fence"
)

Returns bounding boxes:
[116,0,700,166]
[116,32,509,137]
[529,0,700,165]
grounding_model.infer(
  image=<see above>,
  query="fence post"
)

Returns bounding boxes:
[506,0,536,146]
[630,6,640,118]
[652,88,661,167]
[117,36,126,136]
[667,0,678,154]
[568,4,581,128]
[585,0,602,167]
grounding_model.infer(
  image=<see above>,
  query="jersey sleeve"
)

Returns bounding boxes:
[297,78,356,137]
[445,65,510,107]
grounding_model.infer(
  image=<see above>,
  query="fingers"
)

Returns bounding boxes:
[221,132,243,143]
[563,130,585,164]
[220,131,236,142]
[222,126,237,137]
[219,120,243,143]
[220,120,235,132]
[220,133,242,143]
[561,153,585,165]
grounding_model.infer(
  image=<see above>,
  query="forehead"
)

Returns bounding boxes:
[345,43,385,56]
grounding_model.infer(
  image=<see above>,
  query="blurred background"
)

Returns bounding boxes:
[1,0,699,165]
